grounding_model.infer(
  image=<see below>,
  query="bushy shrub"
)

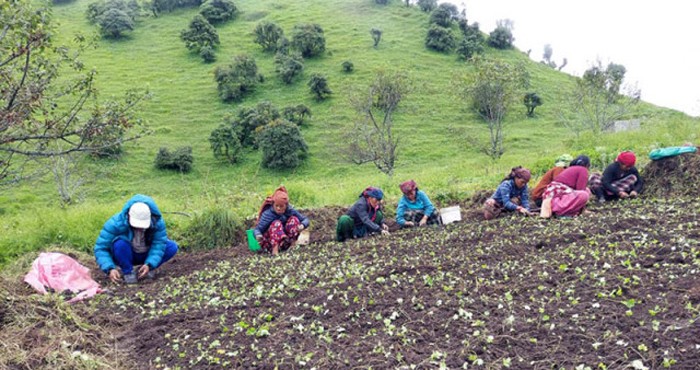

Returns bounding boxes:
[181,14,219,53]
[214,54,261,102]
[256,120,308,169]
[429,6,452,27]
[488,25,514,49]
[209,124,242,163]
[275,52,304,84]
[155,146,194,172]
[200,45,216,62]
[254,21,284,52]
[291,23,326,58]
[199,0,237,24]
[227,101,281,147]
[416,0,436,12]
[181,208,242,250]
[98,7,134,38]
[425,25,455,53]
[283,104,312,126]
[370,28,382,48]
[308,73,331,101]
[456,33,484,60]
[342,60,354,72]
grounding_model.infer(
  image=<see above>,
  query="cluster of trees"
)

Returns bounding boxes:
[86,0,140,38]
[180,0,238,62]
[209,102,310,169]
[419,2,485,61]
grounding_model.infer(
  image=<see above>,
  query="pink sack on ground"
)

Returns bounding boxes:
[24,252,102,303]
[552,190,590,217]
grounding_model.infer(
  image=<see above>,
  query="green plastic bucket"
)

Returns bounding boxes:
[246,229,261,252]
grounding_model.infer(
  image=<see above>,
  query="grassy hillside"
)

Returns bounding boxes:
[0,0,697,265]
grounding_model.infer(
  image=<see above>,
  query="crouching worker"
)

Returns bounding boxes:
[94,194,178,284]
[483,166,534,220]
[396,180,441,228]
[541,155,591,218]
[589,151,644,203]
[531,154,573,207]
[254,186,310,255]
[336,187,389,242]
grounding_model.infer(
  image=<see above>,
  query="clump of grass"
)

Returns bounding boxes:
[180,207,244,250]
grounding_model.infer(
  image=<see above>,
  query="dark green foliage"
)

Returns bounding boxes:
[374,0,389,4]
[227,101,281,147]
[524,92,542,117]
[254,21,284,52]
[155,146,194,172]
[199,0,237,24]
[86,2,105,23]
[181,14,219,53]
[342,60,354,72]
[209,124,242,163]
[429,6,452,27]
[283,104,312,126]
[181,208,242,250]
[291,23,326,58]
[148,0,202,16]
[416,0,436,12]
[308,73,332,101]
[257,120,308,169]
[200,45,216,62]
[370,28,382,48]
[488,25,514,49]
[456,33,484,61]
[425,25,455,53]
[583,62,627,101]
[98,7,134,38]
[275,52,304,84]
[214,54,261,102]
[276,36,290,55]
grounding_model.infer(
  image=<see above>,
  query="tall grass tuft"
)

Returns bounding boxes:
[180,207,243,250]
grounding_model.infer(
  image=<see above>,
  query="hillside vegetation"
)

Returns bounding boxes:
[0,0,697,265]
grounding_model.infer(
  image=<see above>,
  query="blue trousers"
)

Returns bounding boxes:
[112,239,178,274]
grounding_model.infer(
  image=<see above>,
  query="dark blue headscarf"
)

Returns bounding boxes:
[362,187,384,200]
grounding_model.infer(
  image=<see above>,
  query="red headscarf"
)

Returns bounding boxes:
[616,151,636,167]
[257,186,289,222]
[399,180,417,195]
[513,167,531,182]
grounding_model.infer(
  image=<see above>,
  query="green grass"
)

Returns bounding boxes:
[1,0,697,266]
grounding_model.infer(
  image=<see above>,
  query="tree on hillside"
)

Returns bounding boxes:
[344,71,412,176]
[562,60,640,136]
[308,74,332,101]
[214,54,262,102]
[488,20,514,49]
[523,92,543,117]
[1,0,149,186]
[254,21,284,52]
[199,0,237,24]
[429,6,453,28]
[257,120,308,170]
[209,125,242,164]
[291,23,326,58]
[275,52,304,84]
[425,25,455,53]
[98,7,135,38]
[226,101,281,147]
[456,57,529,159]
[370,28,382,48]
[181,15,220,56]
[416,0,436,12]
[283,104,312,126]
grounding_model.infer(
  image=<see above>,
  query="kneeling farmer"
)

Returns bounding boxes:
[254,186,310,255]
[94,194,178,284]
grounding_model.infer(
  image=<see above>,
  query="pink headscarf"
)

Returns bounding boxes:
[399,180,417,195]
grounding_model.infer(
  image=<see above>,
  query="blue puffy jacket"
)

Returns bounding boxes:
[94,194,168,273]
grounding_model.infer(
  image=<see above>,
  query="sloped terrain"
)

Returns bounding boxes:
[81,197,700,369]
[643,148,700,198]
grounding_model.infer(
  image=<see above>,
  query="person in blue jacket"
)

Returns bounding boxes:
[396,180,441,228]
[336,187,390,242]
[483,166,534,220]
[94,194,178,284]
[254,186,310,255]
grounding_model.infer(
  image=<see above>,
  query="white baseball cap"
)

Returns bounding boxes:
[128,202,151,229]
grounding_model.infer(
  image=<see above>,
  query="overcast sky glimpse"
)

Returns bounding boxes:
[442,0,700,116]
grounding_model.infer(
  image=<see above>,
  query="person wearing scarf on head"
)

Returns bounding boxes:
[540,155,592,218]
[254,186,310,255]
[588,151,644,203]
[396,180,441,228]
[483,166,534,220]
[336,187,389,242]
[531,154,573,207]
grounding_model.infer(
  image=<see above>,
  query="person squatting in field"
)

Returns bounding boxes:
[531,153,573,207]
[588,151,644,203]
[336,187,390,242]
[395,180,441,228]
[540,155,592,218]
[254,186,310,255]
[483,166,534,220]
[94,194,178,284]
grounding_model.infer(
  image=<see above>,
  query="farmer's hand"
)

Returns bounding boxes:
[629,190,638,198]
[404,221,415,227]
[516,206,530,215]
[108,269,121,283]
[256,234,263,242]
[382,224,389,231]
[138,264,150,279]
[381,229,390,236]
[297,224,305,231]
[619,191,629,199]
[419,216,428,226]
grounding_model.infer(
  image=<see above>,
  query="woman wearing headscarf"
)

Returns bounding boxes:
[588,151,644,203]
[396,180,441,228]
[483,166,534,220]
[336,187,389,242]
[254,186,310,255]
[540,155,591,218]
[531,153,573,207]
